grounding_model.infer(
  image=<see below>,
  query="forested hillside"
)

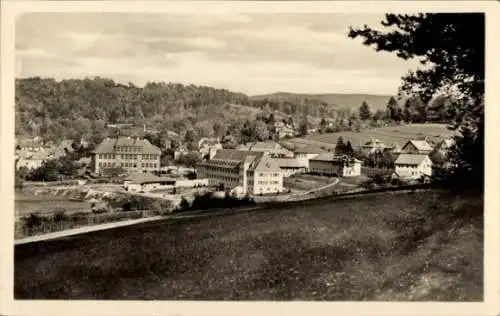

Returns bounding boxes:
[15,77,349,144]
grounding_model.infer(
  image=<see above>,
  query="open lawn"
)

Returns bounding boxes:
[289,123,457,148]
[15,191,92,216]
[284,174,335,191]
[14,190,483,300]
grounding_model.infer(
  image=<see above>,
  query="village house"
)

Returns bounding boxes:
[91,136,161,174]
[274,121,296,139]
[434,138,455,157]
[400,139,434,155]
[309,154,362,177]
[198,137,223,160]
[196,149,284,196]
[174,146,190,160]
[16,137,44,152]
[15,150,47,170]
[360,138,392,154]
[237,141,294,158]
[293,145,323,171]
[394,153,433,180]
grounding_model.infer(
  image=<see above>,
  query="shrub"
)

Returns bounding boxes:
[51,209,68,222]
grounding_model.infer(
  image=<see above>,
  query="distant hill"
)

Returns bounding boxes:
[250,92,399,112]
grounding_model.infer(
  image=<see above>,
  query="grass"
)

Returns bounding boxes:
[284,174,335,191]
[289,123,457,148]
[15,191,92,216]
[14,190,483,300]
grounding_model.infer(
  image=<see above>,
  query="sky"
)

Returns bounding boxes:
[15,12,422,96]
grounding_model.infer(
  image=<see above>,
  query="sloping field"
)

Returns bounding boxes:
[288,124,456,148]
[15,190,482,300]
[250,92,394,112]
[15,191,92,216]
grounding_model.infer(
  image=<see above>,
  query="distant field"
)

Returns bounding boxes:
[15,192,92,216]
[288,123,456,148]
[15,190,483,300]
[250,92,395,112]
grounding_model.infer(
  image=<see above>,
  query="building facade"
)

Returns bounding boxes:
[196,149,284,195]
[293,146,322,171]
[394,154,433,179]
[273,158,308,177]
[91,137,161,174]
[309,154,362,177]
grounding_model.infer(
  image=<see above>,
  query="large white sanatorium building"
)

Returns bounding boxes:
[196,149,284,195]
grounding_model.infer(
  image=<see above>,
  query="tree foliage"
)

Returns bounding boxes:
[358,101,372,120]
[349,13,484,190]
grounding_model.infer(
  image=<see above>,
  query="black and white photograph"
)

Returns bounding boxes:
[1,1,498,315]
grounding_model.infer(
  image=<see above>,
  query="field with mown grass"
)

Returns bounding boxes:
[15,191,93,216]
[14,190,482,300]
[288,123,457,149]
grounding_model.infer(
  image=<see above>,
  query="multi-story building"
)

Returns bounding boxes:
[309,153,362,177]
[91,137,161,174]
[394,153,433,179]
[196,149,284,195]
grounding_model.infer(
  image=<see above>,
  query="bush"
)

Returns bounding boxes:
[174,192,256,213]
[51,209,68,222]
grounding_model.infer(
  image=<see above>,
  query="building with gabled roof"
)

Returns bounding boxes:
[360,138,392,154]
[273,158,308,177]
[400,140,434,155]
[434,138,455,157]
[394,153,432,179]
[91,136,161,174]
[196,149,284,195]
[309,154,362,177]
[237,141,294,158]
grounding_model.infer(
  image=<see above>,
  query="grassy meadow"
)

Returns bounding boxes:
[289,123,457,148]
[15,191,92,216]
[15,190,483,300]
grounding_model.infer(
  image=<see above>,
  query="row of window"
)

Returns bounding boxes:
[98,162,157,168]
[99,162,116,168]
[115,146,142,153]
[98,153,158,160]
[258,172,280,177]
[257,180,280,185]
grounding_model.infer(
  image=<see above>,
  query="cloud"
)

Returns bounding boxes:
[15,12,420,95]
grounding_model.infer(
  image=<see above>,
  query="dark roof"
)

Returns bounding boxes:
[197,149,266,171]
[212,149,264,162]
[293,145,323,154]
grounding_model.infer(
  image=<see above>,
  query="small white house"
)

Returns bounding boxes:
[394,154,433,179]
